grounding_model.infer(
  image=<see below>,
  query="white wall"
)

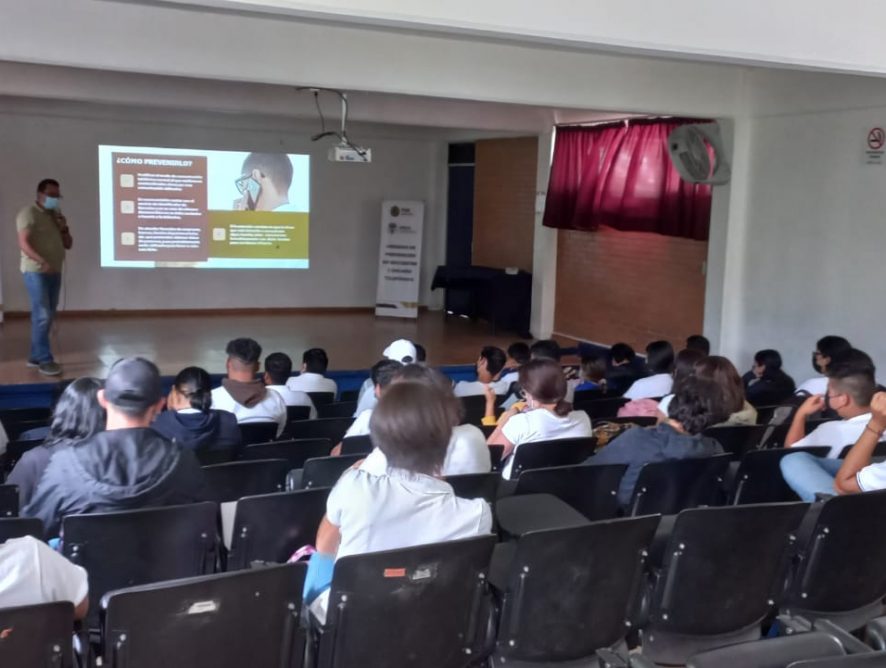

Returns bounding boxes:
[0,98,447,312]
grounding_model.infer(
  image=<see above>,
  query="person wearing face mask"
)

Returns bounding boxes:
[234,153,298,212]
[16,179,72,376]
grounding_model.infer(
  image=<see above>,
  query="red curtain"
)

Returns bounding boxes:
[542,119,713,241]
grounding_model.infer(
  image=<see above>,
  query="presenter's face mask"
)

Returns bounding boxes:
[235,175,262,211]
[42,196,60,211]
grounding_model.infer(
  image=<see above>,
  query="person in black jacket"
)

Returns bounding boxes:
[605,342,648,396]
[152,366,241,455]
[24,357,207,538]
[742,349,796,407]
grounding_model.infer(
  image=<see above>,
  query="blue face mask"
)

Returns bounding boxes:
[42,196,59,211]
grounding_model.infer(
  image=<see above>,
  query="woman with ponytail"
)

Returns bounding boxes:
[152,366,241,454]
[487,358,592,479]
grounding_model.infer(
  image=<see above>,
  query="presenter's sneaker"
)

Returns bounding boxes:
[38,361,62,376]
[26,359,41,368]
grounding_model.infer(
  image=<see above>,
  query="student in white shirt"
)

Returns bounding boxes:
[796,335,852,396]
[499,342,531,388]
[0,419,7,456]
[286,348,338,397]
[263,352,317,419]
[488,358,593,479]
[340,359,403,441]
[453,346,511,398]
[353,339,417,416]
[211,338,287,437]
[500,339,580,410]
[624,340,675,401]
[0,536,89,619]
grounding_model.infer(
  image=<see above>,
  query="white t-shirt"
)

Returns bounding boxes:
[453,378,512,398]
[286,372,338,396]
[0,420,7,456]
[343,409,373,439]
[796,376,828,396]
[0,536,88,610]
[267,385,317,419]
[354,378,377,416]
[499,370,519,387]
[857,460,886,492]
[624,373,674,401]
[501,409,593,479]
[792,413,885,458]
[211,385,288,437]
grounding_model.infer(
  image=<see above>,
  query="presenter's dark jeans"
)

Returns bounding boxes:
[22,271,61,364]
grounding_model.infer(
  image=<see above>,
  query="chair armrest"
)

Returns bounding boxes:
[814,618,874,654]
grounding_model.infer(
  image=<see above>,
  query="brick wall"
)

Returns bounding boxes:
[554,226,707,351]
[472,137,537,272]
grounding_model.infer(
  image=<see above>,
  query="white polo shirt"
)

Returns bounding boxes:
[211,385,288,437]
[792,413,885,458]
[501,409,593,479]
[453,378,512,398]
[343,409,373,439]
[0,536,88,610]
[858,460,886,491]
[354,379,377,416]
[267,385,317,419]
[795,376,828,396]
[327,449,493,561]
[286,372,338,396]
[624,373,673,401]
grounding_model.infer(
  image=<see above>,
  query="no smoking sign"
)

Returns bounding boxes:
[865,127,886,165]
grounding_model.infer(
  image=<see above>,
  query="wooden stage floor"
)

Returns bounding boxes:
[0,311,530,384]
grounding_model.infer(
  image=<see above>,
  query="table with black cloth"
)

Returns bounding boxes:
[430,265,532,337]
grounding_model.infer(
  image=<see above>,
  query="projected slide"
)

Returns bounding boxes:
[98,145,310,269]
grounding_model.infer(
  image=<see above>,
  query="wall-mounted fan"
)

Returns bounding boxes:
[667,122,731,185]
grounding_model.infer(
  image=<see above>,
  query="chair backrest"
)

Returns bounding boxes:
[577,397,629,419]
[495,516,659,663]
[572,388,607,404]
[514,464,627,521]
[782,490,886,629]
[788,655,886,667]
[286,405,312,423]
[306,391,335,407]
[703,425,769,459]
[3,439,43,475]
[238,422,279,447]
[287,418,354,443]
[629,454,732,516]
[0,484,19,517]
[838,442,886,459]
[0,517,43,542]
[600,416,658,427]
[0,407,52,440]
[459,395,487,425]
[201,459,290,503]
[227,489,330,570]
[301,455,364,489]
[101,564,306,668]
[340,435,373,456]
[509,437,597,478]
[62,502,218,630]
[730,447,831,505]
[240,439,332,470]
[0,601,74,668]
[488,444,504,470]
[318,535,497,668]
[444,473,499,504]
[317,401,358,419]
[686,632,845,668]
[644,503,809,665]
[193,448,234,466]
[339,389,359,403]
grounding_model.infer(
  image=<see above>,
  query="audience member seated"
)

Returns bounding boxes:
[212,338,287,437]
[694,356,757,426]
[796,335,852,396]
[575,354,607,393]
[263,352,317,419]
[605,342,647,396]
[685,334,711,355]
[782,349,884,459]
[0,536,89,620]
[306,381,493,621]
[501,339,579,410]
[24,358,206,538]
[742,349,796,407]
[644,348,705,422]
[286,348,338,396]
[0,419,7,457]
[590,375,727,507]
[7,377,105,507]
[623,340,675,400]
[453,346,510,397]
[353,339,417,416]
[500,342,531,386]
[152,366,242,453]
[340,359,403,439]
[487,359,592,480]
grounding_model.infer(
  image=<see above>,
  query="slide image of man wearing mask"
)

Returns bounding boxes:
[234,153,298,212]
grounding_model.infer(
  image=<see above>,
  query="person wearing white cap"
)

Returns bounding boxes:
[353,339,417,416]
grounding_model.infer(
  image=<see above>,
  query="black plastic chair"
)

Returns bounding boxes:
[0,407,52,441]
[838,442,886,459]
[287,405,312,423]
[445,473,499,504]
[641,502,810,665]
[240,439,332,470]
[629,454,732,516]
[789,655,886,667]
[288,418,354,443]
[100,564,306,668]
[300,455,363,489]
[730,447,831,505]
[577,397,629,419]
[318,401,358,419]
[0,517,42,542]
[239,422,280,446]
[703,425,769,459]
[489,444,504,470]
[316,535,497,668]
[508,437,597,479]
[2,439,44,475]
[490,516,660,666]
[686,633,845,668]
[599,416,658,427]
[0,484,18,517]
[0,601,75,668]
[306,391,335,407]
[193,448,235,466]
[781,490,886,631]
[573,388,608,404]
[62,502,219,630]
[460,395,488,425]
[202,459,290,503]
[340,435,373,456]
[339,389,359,403]
[227,489,330,570]
[513,463,627,521]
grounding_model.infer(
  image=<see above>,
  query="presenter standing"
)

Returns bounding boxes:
[16,179,72,376]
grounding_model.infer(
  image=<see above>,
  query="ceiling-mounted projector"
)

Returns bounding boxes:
[328,143,372,163]
[296,86,372,164]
